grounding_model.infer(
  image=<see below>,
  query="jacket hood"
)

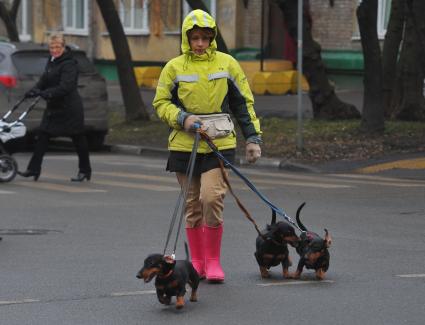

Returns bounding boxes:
[181,9,217,55]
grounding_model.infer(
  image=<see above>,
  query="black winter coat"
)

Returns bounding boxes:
[35,49,85,136]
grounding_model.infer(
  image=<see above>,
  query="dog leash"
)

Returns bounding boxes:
[198,130,302,232]
[163,131,200,258]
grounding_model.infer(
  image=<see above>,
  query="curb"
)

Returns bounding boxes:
[107,143,319,173]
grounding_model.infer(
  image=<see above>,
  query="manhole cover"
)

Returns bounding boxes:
[0,229,63,235]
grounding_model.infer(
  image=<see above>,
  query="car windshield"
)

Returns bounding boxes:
[11,50,96,76]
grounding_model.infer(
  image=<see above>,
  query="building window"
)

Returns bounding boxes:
[16,0,31,41]
[119,0,149,35]
[161,0,217,35]
[183,0,216,18]
[378,0,391,37]
[353,0,392,40]
[62,0,89,35]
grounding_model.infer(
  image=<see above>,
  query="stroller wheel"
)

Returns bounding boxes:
[0,154,18,183]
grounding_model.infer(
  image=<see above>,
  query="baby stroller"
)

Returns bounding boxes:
[0,96,40,183]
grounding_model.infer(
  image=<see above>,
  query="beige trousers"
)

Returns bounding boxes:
[176,168,228,228]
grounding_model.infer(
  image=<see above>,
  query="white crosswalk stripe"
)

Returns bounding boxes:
[7,155,424,194]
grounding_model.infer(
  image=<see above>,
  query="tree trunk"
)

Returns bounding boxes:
[357,0,384,133]
[184,0,229,53]
[382,0,404,117]
[276,0,360,120]
[392,11,425,121]
[0,0,20,42]
[95,0,149,121]
[409,0,425,74]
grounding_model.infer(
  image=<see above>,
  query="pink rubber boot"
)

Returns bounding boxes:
[204,225,225,282]
[186,226,206,278]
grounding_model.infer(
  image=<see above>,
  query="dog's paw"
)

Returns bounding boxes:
[260,266,271,279]
[315,269,326,280]
[158,296,171,305]
[190,291,198,302]
[176,296,185,309]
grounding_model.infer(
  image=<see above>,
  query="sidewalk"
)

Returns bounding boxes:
[106,83,425,179]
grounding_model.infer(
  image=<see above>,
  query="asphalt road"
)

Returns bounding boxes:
[0,152,424,325]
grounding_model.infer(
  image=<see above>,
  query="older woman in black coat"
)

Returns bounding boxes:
[18,33,91,182]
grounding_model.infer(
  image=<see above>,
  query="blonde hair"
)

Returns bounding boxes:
[48,33,65,47]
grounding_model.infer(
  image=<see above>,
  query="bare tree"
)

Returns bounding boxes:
[275,0,360,120]
[0,0,21,42]
[357,0,384,132]
[95,0,149,121]
[383,0,425,121]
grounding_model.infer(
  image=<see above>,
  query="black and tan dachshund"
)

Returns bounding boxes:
[292,202,332,280]
[254,210,300,278]
[136,245,200,309]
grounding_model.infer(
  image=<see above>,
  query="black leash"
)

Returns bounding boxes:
[163,131,200,258]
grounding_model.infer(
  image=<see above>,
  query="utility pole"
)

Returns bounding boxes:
[296,0,304,151]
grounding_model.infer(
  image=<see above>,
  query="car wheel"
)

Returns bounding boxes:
[87,132,106,151]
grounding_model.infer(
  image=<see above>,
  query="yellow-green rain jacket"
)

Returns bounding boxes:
[153,9,261,153]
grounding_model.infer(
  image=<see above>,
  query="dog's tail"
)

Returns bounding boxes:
[184,241,190,261]
[295,202,307,231]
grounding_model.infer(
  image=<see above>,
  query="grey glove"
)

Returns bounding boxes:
[183,114,202,132]
[245,142,261,163]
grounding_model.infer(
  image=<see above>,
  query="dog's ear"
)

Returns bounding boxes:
[324,229,332,247]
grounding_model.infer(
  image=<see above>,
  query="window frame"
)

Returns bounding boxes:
[352,0,392,40]
[183,0,217,19]
[61,0,89,36]
[119,0,150,35]
[18,0,31,41]
[377,0,392,38]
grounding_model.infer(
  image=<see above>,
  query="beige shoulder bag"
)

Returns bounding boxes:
[196,113,234,139]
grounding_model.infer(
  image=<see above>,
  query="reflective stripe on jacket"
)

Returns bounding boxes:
[153,9,261,153]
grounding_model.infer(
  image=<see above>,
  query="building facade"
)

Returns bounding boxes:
[0,0,392,80]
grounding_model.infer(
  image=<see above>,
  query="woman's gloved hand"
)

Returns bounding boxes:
[245,142,261,163]
[183,115,202,133]
[25,88,41,98]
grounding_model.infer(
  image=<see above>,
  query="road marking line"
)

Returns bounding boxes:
[396,274,425,278]
[0,299,40,306]
[246,178,352,189]
[95,171,175,182]
[356,158,425,173]
[0,190,15,194]
[93,179,179,191]
[110,290,156,297]
[16,181,107,193]
[329,173,425,183]
[257,280,334,287]
[94,172,269,191]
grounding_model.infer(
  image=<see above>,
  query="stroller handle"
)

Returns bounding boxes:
[1,96,41,127]
[16,96,41,123]
[1,96,27,121]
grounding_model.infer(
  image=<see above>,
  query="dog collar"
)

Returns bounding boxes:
[158,269,173,279]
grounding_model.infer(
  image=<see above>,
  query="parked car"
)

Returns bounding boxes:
[0,41,108,150]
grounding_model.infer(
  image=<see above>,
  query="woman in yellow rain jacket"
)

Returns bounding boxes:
[153,9,262,282]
